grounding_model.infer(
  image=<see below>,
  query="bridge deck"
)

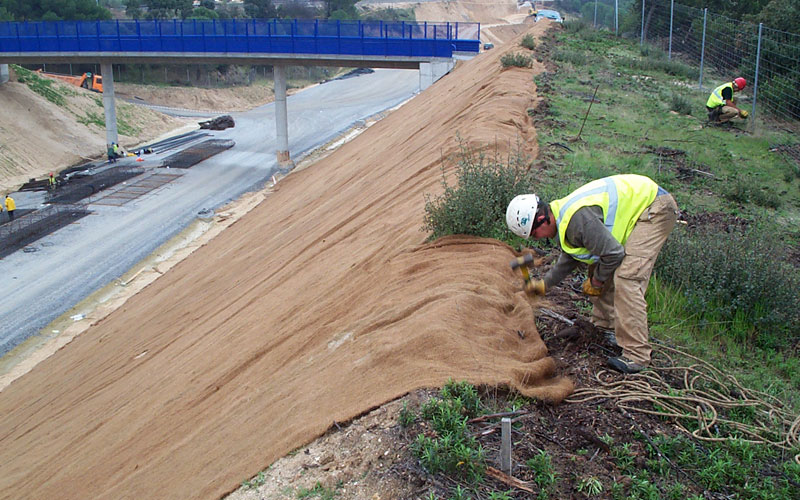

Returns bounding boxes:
[0,18,480,64]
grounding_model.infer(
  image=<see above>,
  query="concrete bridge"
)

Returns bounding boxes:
[0,18,480,164]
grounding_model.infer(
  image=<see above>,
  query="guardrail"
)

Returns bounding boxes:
[0,19,481,58]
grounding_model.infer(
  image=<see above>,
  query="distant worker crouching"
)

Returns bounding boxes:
[707,77,748,124]
[4,194,16,221]
[506,174,678,374]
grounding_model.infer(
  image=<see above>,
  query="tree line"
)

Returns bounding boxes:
[0,0,414,22]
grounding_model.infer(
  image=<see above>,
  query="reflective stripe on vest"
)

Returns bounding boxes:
[548,175,659,264]
[707,82,732,108]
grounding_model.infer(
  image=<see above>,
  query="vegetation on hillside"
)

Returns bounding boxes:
[421,22,800,499]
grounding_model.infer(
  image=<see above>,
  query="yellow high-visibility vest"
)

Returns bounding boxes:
[548,175,658,263]
[5,197,16,211]
[707,82,733,108]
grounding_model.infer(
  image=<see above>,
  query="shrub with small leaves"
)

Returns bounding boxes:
[422,143,534,245]
[670,91,693,115]
[500,52,533,68]
[520,34,536,50]
[563,19,589,33]
[554,49,587,66]
[656,223,800,348]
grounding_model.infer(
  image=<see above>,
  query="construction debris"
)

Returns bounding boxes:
[199,115,235,131]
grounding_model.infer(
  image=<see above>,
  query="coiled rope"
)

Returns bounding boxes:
[565,343,800,464]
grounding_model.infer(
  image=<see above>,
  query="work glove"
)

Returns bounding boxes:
[525,279,546,296]
[739,109,749,118]
[582,278,603,296]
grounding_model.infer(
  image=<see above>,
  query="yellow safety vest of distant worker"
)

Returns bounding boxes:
[4,195,15,212]
[706,82,734,109]
[548,175,658,263]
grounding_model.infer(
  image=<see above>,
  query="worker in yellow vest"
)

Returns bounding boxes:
[506,174,679,373]
[4,193,16,221]
[707,77,748,124]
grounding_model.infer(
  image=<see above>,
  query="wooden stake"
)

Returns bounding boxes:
[500,417,512,474]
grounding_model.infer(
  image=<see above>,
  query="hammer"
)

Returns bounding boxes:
[510,254,535,286]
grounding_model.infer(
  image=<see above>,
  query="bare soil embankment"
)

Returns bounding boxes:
[0,21,563,500]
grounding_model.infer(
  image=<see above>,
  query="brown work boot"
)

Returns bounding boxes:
[607,356,646,374]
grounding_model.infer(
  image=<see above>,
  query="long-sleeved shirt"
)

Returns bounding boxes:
[543,205,625,289]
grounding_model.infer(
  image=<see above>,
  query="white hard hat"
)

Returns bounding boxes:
[506,194,539,239]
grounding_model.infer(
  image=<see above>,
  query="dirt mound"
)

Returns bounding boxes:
[0,70,186,194]
[360,0,523,24]
[0,23,567,500]
[482,19,537,46]
[114,82,276,113]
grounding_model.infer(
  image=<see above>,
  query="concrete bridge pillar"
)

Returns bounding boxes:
[101,62,118,147]
[0,64,9,84]
[273,64,292,167]
[419,60,455,91]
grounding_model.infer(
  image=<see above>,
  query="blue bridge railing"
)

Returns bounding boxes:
[0,19,481,58]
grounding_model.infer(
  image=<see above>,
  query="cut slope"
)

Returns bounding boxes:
[0,70,186,194]
[0,23,570,500]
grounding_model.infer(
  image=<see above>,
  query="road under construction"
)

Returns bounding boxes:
[0,67,420,357]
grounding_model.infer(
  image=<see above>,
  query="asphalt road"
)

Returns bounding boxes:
[0,68,419,356]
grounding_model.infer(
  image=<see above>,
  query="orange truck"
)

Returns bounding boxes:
[36,70,103,93]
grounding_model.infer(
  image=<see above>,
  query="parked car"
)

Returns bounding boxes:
[536,9,563,23]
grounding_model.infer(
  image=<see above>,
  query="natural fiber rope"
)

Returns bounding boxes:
[565,343,800,464]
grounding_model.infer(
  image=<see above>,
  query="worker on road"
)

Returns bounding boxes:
[48,172,56,190]
[4,194,16,221]
[506,174,678,374]
[707,77,748,124]
[107,143,117,163]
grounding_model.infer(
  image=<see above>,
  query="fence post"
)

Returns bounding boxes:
[594,0,598,28]
[698,8,707,89]
[640,0,645,44]
[615,0,619,34]
[668,0,674,59]
[750,23,763,131]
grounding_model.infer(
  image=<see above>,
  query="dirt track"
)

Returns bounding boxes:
[0,22,569,500]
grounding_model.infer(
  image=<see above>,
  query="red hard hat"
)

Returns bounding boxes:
[734,77,746,90]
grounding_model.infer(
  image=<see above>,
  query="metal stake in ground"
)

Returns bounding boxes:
[573,84,599,142]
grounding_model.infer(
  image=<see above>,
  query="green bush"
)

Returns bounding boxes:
[422,144,534,244]
[723,178,783,209]
[669,91,693,115]
[554,49,588,66]
[563,19,589,33]
[639,43,666,59]
[500,52,532,68]
[655,223,800,348]
[520,34,536,50]
[616,56,699,80]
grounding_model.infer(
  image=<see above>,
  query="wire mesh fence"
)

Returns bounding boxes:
[565,0,800,126]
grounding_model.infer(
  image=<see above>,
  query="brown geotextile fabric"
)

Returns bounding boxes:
[0,23,574,500]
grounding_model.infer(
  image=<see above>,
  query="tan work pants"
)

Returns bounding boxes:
[717,106,739,123]
[590,194,678,364]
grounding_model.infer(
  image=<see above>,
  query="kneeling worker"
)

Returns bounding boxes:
[506,174,678,374]
[707,77,748,123]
